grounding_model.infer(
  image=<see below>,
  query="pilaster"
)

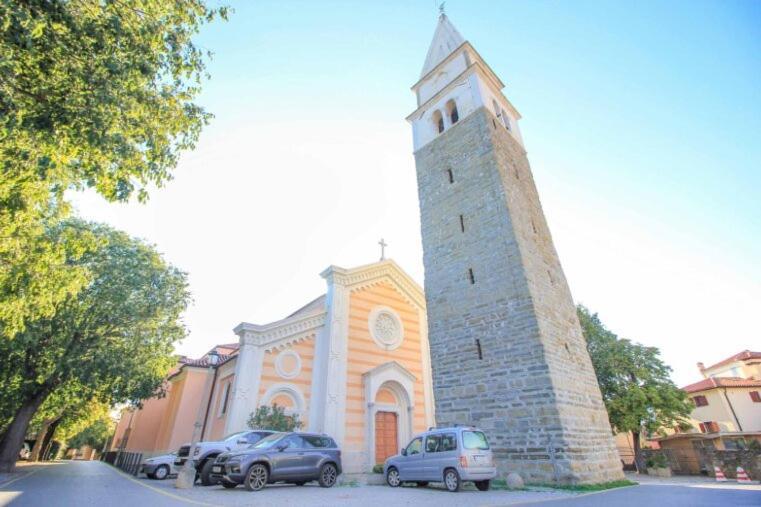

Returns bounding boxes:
[319,268,351,446]
[224,331,265,434]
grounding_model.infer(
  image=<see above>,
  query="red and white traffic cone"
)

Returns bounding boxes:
[736,466,753,484]
[714,466,728,482]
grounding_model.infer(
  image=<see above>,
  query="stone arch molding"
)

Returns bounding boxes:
[363,362,417,469]
[260,383,306,417]
[275,349,302,379]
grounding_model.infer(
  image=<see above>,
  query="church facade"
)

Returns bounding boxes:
[112,260,435,474]
[408,14,623,484]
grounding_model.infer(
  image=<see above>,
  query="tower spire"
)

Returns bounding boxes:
[420,11,465,78]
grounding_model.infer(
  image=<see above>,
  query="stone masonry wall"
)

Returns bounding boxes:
[705,449,761,481]
[413,106,623,484]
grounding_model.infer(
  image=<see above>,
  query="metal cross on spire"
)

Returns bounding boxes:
[378,238,388,261]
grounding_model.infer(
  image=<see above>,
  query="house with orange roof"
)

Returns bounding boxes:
[655,350,761,473]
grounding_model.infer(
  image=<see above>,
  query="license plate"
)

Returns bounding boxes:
[212,466,221,473]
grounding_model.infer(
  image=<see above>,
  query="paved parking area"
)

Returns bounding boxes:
[144,474,578,506]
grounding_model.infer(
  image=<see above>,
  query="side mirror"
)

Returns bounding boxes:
[276,444,287,452]
[401,448,407,456]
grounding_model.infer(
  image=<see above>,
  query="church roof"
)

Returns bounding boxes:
[286,294,326,319]
[420,14,465,78]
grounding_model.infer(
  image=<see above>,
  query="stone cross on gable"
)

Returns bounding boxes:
[378,238,388,261]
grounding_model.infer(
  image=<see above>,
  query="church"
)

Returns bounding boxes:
[113,13,622,484]
[112,259,435,474]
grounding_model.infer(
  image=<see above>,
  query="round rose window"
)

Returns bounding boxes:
[369,307,404,350]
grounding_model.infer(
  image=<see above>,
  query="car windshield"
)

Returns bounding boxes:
[462,431,490,450]
[250,433,285,449]
[222,431,247,442]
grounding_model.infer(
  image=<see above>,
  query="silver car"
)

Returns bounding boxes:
[383,426,496,492]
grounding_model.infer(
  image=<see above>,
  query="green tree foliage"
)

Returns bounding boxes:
[0,220,190,471]
[577,305,693,471]
[63,405,115,452]
[0,0,225,337]
[247,404,303,432]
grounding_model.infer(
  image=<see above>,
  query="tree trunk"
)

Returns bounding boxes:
[29,417,58,462]
[40,418,61,461]
[0,390,50,472]
[632,431,647,474]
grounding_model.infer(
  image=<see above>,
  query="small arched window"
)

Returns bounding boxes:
[446,99,459,125]
[501,109,511,131]
[432,110,444,134]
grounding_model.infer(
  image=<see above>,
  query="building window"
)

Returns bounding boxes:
[446,168,454,183]
[446,99,459,124]
[432,110,444,134]
[750,391,761,403]
[219,383,231,416]
[501,108,511,130]
[692,395,709,407]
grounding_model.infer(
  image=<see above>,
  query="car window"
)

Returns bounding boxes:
[462,431,490,450]
[440,433,457,452]
[251,433,285,449]
[406,437,423,455]
[302,435,333,448]
[425,435,441,453]
[280,435,304,450]
[222,431,247,443]
[246,432,264,444]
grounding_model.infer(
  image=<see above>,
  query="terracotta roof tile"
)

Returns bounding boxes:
[701,350,761,372]
[683,376,761,393]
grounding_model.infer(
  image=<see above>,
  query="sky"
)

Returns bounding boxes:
[71,1,761,387]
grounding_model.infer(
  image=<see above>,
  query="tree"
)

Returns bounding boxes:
[577,305,693,472]
[247,404,303,432]
[0,0,225,338]
[0,220,190,472]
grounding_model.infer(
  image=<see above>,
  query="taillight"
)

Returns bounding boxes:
[459,455,468,468]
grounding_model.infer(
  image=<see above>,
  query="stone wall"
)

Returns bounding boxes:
[413,106,623,484]
[705,449,761,480]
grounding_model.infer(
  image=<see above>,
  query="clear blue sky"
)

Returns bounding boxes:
[74,1,760,386]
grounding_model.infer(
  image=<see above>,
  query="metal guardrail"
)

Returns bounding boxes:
[101,450,143,476]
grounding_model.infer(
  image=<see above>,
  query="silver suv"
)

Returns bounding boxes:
[383,426,496,492]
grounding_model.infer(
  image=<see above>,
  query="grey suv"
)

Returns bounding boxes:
[383,426,496,492]
[210,432,342,491]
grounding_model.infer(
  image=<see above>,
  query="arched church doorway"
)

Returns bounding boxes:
[373,386,400,464]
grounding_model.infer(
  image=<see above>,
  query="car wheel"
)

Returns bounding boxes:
[199,459,218,486]
[244,463,269,492]
[153,465,169,480]
[475,480,490,491]
[443,468,461,492]
[386,467,401,488]
[221,481,238,489]
[318,463,338,488]
[416,481,429,487]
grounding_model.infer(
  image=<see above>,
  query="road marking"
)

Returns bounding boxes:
[0,467,42,489]
[101,462,216,506]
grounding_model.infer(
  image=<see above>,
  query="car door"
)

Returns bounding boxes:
[423,434,441,481]
[436,432,458,480]
[270,435,305,479]
[398,437,424,480]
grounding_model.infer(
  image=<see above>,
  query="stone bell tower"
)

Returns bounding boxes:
[408,14,624,484]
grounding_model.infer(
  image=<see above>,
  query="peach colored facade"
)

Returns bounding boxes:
[111,260,435,473]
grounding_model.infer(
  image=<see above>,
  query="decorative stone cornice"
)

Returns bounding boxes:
[320,259,425,311]
[233,311,325,352]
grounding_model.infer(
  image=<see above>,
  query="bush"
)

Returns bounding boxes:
[372,464,384,474]
[247,404,302,432]
[645,453,668,469]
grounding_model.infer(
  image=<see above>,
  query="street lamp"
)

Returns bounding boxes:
[175,350,220,489]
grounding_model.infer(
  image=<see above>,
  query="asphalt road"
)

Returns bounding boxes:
[1,460,759,506]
